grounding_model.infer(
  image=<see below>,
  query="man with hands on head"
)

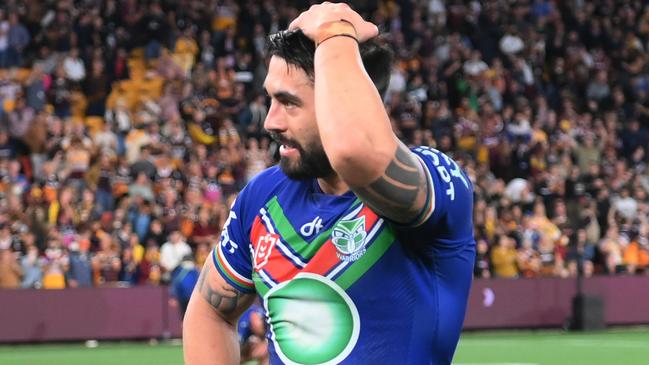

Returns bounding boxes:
[183,2,475,365]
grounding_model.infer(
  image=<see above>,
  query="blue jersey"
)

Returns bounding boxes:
[170,265,200,303]
[213,146,475,365]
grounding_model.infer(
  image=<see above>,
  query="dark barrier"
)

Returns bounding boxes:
[464,276,649,329]
[0,287,178,342]
[1,276,649,342]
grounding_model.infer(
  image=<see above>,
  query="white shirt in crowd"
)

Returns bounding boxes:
[0,20,9,51]
[160,236,192,273]
[63,56,86,82]
[500,33,524,54]
[464,59,488,76]
[614,196,638,221]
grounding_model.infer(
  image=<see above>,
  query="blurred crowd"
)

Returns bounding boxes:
[1,0,649,290]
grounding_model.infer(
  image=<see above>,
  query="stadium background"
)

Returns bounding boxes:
[1,0,648,364]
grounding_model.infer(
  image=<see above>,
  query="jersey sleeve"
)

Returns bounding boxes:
[413,146,472,225]
[392,146,474,250]
[212,194,255,294]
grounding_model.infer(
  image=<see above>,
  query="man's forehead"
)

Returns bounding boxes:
[263,56,312,92]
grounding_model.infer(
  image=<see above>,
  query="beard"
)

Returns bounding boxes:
[270,131,335,180]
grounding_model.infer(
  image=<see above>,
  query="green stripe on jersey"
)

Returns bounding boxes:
[335,226,396,290]
[252,272,271,297]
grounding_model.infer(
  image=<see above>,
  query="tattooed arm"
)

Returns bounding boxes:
[183,257,256,365]
[303,5,431,223]
[353,141,431,224]
[313,43,431,224]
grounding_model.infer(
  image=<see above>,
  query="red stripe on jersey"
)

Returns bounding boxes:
[250,217,298,283]
[300,237,340,275]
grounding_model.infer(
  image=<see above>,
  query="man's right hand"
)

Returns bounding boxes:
[288,2,378,43]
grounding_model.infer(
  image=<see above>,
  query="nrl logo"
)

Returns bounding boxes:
[254,233,277,270]
[331,216,367,262]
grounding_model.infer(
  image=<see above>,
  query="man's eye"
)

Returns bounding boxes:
[283,101,297,108]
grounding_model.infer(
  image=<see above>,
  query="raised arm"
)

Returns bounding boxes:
[290,3,431,224]
[183,256,256,365]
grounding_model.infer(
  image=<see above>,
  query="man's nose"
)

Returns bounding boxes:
[263,100,286,132]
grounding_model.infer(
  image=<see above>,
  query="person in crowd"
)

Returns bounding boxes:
[0,247,22,288]
[66,239,93,287]
[160,230,191,281]
[169,254,199,317]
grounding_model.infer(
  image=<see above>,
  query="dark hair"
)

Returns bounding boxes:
[266,29,393,98]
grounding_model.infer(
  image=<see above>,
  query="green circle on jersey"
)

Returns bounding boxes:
[264,273,360,365]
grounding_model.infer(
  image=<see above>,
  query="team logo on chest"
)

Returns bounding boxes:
[254,233,278,270]
[331,216,368,262]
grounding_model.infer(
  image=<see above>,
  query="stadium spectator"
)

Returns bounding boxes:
[119,246,139,285]
[0,247,22,288]
[189,206,219,247]
[0,9,9,69]
[473,238,491,278]
[7,13,30,68]
[91,232,121,286]
[160,230,191,280]
[137,242,162,286]
[66,239,93,288]
[517,235,542,278]
[20,244,42,288]
[62,47,86,84]
[41,238,68,289]
[169,254,199,317]
[491,234,519,278]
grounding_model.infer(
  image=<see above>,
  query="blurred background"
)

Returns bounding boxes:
[0,0,648,364]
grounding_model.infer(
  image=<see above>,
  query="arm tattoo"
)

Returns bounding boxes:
[354,142,428,223]
[196,261,243,316]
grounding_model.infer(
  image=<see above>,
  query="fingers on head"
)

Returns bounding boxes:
[368,23,379,37]
[336,2,351,10]
[288,14,303,29]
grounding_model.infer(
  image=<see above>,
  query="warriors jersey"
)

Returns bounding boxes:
[213,146,475,365]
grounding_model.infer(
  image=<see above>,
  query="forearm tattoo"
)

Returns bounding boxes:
[354,142,428,223]
[196,261,243,315]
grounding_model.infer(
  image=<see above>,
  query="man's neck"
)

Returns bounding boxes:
[317,174,350,195]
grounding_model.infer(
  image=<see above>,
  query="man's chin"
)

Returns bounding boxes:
[278,149,335,180]
[279,158,312,180]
